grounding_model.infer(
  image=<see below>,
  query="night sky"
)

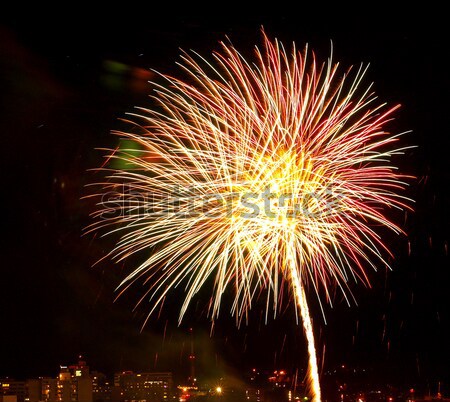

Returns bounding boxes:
[1,14,449,391]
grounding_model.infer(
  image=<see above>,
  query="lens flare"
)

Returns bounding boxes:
[87,32,412,402]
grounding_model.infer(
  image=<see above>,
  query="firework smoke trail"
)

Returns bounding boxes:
[87,32,412,402]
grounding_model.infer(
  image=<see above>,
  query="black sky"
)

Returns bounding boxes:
[1,14,449,390]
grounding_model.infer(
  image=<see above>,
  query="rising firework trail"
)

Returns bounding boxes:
[87,31,412,402]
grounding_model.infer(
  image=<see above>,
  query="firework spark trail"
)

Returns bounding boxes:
[87,31,412,402]
[288,239,321,401]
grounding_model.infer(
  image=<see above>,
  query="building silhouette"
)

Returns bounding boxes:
[113,371,173,402]
[1,379,26,402]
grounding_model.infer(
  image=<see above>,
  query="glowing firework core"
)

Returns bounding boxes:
[89,32,411,402]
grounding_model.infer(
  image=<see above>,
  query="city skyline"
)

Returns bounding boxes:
[1,355,447,402]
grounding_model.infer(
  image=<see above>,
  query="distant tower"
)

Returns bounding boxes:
[187,328,196,386]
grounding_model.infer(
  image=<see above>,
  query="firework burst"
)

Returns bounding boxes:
[87,32,412,402]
